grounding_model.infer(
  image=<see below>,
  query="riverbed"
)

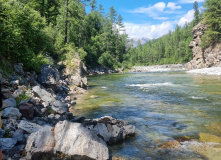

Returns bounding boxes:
[75,71,221,159]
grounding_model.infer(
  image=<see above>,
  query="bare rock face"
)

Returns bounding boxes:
[37,64,61,91]
[62,55,88,89]
[83,116,135,144]
[186,23,221,70]
[25,121,109,160]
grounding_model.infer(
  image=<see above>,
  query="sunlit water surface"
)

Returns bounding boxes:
[74,71,221,159]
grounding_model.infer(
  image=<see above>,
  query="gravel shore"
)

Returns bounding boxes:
[187,67,221,75]
[129,64,185,72]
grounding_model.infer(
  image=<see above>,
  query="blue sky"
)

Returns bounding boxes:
[95,0,205,39]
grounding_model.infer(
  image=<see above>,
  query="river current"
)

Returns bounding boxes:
[75,71,221,159]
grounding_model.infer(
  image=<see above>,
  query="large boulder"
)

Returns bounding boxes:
[37,64,60,91]
[62,56,88,89]
[54,121,109,160]
[25,126,55,160]
[83,116,135,144]
[3,107,22,120]
[32,86,55,106]
[25,121,109,160]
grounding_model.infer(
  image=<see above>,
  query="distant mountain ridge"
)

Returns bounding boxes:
[131,37,150,47]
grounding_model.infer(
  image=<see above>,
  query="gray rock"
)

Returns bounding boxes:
[0,129,5,138]
[2,98,16,108]
[1,119,18,131]
[32,86,55,106]
[37,64,60,91]
[0,138,17,150]
[13,129,26,144]
[62,58,88,89]
[83,116,135,144]
[54,121,109,160]
[18,120,43,134]
[14,63,24,75]
[3,107,22,120]
[187,23,221,70]
[52,100,68,114]
[10,80,19,86]
[25,126,55,159]
[25,121,109,160]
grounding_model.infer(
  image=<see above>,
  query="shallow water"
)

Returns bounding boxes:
[75,71,221,159]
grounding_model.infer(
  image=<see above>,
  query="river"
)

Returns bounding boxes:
[75,71,221,159]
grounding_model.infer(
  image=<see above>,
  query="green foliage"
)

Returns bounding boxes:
[201,0,221,48]
[78,48,87,62]
[193,1,200,26]
[0,0,128,71]
[0,0,54,72]
[98,52,113,68]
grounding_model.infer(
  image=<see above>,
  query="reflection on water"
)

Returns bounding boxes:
[74,72,221,159]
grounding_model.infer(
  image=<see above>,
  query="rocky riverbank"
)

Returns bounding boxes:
[0,61,135,159]
[129,64,186,73]
[187,66,221,75]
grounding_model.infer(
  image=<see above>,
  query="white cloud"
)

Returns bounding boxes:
[125,21,175,39]
[129,2,183,20]
[130,2,168,20]
[167,2,182,10]
[178,9,194,26]
[178,0,205,4]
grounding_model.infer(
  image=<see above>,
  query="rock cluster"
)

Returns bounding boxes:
[186,23,221,70]
[88,66,119,75]
[0,62,135,159]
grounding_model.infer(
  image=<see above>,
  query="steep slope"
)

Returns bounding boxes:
[186,23,221,70]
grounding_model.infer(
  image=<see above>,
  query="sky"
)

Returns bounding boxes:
[95,0,205,39]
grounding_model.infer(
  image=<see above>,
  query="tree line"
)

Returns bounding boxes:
[0,0,129,72]
[1,0,220,71]
[122,0,221,67]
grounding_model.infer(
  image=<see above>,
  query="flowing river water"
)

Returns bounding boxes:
[74,71,221,160]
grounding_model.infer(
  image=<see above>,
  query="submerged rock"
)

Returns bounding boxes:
[83,116,135,144]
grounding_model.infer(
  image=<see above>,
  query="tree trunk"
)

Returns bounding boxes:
[65,0,68,44]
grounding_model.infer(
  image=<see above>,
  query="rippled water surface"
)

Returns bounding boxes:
[75,71,221,159]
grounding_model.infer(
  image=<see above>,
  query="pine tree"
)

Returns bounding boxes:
[202,0,221,47]
[193,1,199,26]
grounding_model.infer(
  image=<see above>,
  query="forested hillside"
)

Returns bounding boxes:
[122,2,201,67]
[123,23,194,67]
[0,0,128,72]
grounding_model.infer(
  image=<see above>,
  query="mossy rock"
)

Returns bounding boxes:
[199,133,221,143]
